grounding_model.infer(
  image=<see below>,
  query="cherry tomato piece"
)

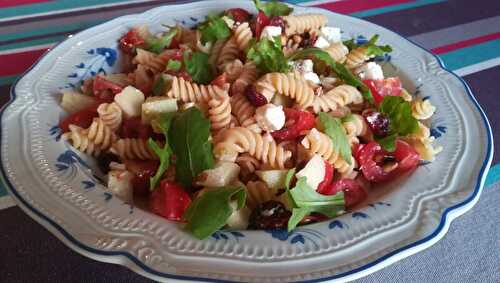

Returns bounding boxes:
[271,108,315,141]
[326,179,367,209]
[226,8,251,22]
[211,73,227,88]
[124,160,159,196]
[93,75,124,102]
[363,77,402,104]
[119,28,145,54]
[150,180,191,222]
[254,11,270,39]
[59,105,99,132]
[316,161,334,193]
[120,117,153,139]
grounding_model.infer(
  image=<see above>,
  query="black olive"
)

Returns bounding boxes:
[248,201,292,230]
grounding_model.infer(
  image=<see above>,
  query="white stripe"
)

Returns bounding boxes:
[299,0,345,6]
[0,43,55,55]
[0,196,15,210]
[0,0,159,23]
[455,57,500,77]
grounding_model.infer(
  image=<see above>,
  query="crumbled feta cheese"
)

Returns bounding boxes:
[108,170,134,203]
[295,154,326,190]
[222,16,235,29]
[114,86,145,118]
[313,36,330,48]
[255,104,286,132]
[303,72,321,84]
[355,62,384,80]
[141,97,178,124]
[260,26,282,40]
[320,26,342,43]
[290,59,314,73]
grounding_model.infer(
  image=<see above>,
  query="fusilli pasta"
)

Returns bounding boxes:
[110,138,159,160]
[166,76,226,103]
[312,84,363,113]
[345,47,371,69]
[283,14,327,36]
[245,181,277,210]
[411,99,436,120]
[323,42,349,63]
[255,71,315,108]
[233,22,253,51]
[97,102,123,131]
[63,125,103,156]
[230,93,262,133]
[231,61,258,95]
[217,38,240,70]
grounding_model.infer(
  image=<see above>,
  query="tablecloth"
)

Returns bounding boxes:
[0,0,499,282]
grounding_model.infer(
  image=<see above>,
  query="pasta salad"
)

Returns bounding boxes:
[58,0,441,239]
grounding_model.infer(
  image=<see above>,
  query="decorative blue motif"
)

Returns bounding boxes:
[367,202,391,209]
[49,124,62,141]
[55,150,90,180]
[211,231,245,242]
[352,212,370,219]
[329,220,348,230]
[174,16,199,27]
[65,47,117,88]
[354,35,368,45]
[81,180,95,190]
[103,192,113,202]
[265,228,325,248]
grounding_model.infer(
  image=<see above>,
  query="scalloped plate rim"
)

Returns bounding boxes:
[0,1,493,282]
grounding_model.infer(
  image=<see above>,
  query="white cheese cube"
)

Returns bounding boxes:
[114,86,145,118]
[295,154,326,191]
[321,26,342,43]
[303,72,321,84]
[141,96,178,124]
[355,62,384,80]
[226,202,250,229]
[255,104,286,132]
[196,161,241,187]
[260,26,282,41]
[108,170,134,203]
[222,16,235,29]
[313,36,330,48]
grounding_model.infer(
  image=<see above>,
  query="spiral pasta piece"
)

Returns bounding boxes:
[231,62,258,95]
[345,47,371,69]
[283,14,327,36]
[301,128,355,175]
[236,153,261,176]
[133,49,168,73]
[166,76,226,103]
[342,114,369,144]
[255,72,315,108]
[97,102,122,131]
[110,138,159,160]
[208,91,232,132]
[411,99,436,120]
[63,125,102,156]
[233,22,253,51]
[208,39,226,67]
[403,122,442,161]
[312,85,363,113]
[223,59,244,83]
[87,118,118,150]
[230,94,262,133]
[245,181,276,210]
[323,43,349,63]
[214,127,292,169]
[132,64,154,94]
[217,38,240,70]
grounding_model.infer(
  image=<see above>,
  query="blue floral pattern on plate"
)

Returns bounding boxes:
[65,47,117,88]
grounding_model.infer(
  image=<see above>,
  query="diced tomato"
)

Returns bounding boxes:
[211,73,227,88]
[254,11,270,39]
[119,28,145,54]
[271,108,315,141]
[226,8,251,22]
[363,77,402,104]
[120,117,154,139]
[317,161,334,193]
[59,105,99,132]
[124,160,159,196]
[357,140,420,183]
[93,75,124,102]
[321,179,367,209]
[150,180,191,221]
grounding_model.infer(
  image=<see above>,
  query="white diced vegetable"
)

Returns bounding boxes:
[114,86,145,118]
[60,90,98,113]
[295,154,326,190]
[141,96,178,124]
[196,161,241,187]
[108,170,134,203]
[255,170,289,190]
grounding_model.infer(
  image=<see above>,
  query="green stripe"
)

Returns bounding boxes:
[0,36,61,51]
[439,39,500,70]
[0,20,103,43]
[0,75,18,86]
[0,0,138,19]
[0,182,7,198]
[485,163,500,187]
[351,0,447,18]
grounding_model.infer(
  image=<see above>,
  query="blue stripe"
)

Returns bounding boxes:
[0,182,6,197]
[351,0,447,18]
[439,39,500,70]
[485,163,500,187]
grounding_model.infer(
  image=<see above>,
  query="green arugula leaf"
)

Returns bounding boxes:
[342,38,357,51]
[380,96,419,136]
[375,133,397,152]
[183,186,246,239]
[317,112,352,165]
[247,37,291,73]
[183,51,214,84]
[343,34,392,56]
[289,48,374,104]
[287,176,344,231]
[168,107,215,187]
[341,113,354,123]
[152,74,173,96]
[198,14,231,45]
[253,0,293,17]
[166,59,181,71]
[145,28,178,54]
[148,112,175,191]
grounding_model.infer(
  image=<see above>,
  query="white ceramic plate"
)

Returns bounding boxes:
[1,1,493,282]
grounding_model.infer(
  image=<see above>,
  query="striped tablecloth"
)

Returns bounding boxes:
[1,0,499,282]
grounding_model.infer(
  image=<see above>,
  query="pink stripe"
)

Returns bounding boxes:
[432,32,500,54]
[0,0,52,8]
[314,0,413,14]
[0,49,47,76]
